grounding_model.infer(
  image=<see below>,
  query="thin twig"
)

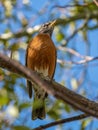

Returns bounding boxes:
[57,46,84,58]
[52,2,93,9]
[72,57,98,64]
[57,46,98,65]
[65,18,88,44]
[57,56,98,66]
[33,114,89,130]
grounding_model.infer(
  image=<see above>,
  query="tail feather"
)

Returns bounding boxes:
[32,98,45,120]
[27,80,32,98]
[32,88,46,120]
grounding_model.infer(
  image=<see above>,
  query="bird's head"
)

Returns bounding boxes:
[39,20,56,37]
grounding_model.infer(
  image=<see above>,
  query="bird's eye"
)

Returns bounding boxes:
[43,23,50,28]
[44,24,48,28]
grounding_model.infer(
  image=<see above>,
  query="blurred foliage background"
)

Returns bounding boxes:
[0,0,98,130]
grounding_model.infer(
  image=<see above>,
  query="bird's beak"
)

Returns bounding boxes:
[49,20,57,28]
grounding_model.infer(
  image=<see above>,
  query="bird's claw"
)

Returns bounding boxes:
[39,73,51,81]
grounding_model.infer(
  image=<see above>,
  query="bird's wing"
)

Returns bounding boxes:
[25,45,33,98]
[52,49,57,78]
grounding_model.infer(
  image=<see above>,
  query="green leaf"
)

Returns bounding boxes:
[56,32,64,42]
[64,104,71,113]
[0,89,9,106]
[19,102,31,111]
[13,126,30,130]
[81,118,92,130]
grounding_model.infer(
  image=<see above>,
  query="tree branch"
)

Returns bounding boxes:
[57,46,85,58]
[0,53,98,118]
[52,2,94,9]
[57,56,98,66]
[0,10,98,41]
[93,0,98,6]
[57,46,98,65]
[33,114,89,130]
[0,25,40,41]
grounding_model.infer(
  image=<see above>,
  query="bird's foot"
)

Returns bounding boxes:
[39,73,51,81]
[45,76,51,81]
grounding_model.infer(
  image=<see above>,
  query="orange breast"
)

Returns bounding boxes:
[26,34,56,78]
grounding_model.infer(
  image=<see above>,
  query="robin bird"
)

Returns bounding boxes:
[25,20,57,120]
